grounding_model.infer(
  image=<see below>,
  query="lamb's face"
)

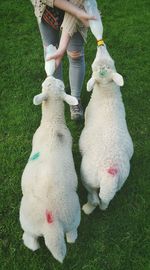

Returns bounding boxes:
[42,76,65,100]
[93,59,115,85]
[90,46,124,89]
[92,58,124,87]
[33,76,78,106]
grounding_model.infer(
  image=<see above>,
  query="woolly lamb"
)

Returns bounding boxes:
[79,47,134,214]
[20,76,81,263]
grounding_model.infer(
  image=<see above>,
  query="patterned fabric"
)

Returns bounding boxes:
[31,0,87,40]
[32,0,54,19]
[42,6,65,30]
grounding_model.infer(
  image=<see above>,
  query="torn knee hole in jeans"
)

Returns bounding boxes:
[67,50,83,59]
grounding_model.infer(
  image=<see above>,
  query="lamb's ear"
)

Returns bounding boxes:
[33,93,48,105]
[112,72,124,87]
[87,77,95,92]
[63,94,78,106]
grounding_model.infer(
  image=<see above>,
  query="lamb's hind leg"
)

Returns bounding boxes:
[23,232,40,251]
[82,186,99,215]
[99,173,119,210]
[66,229,77,243]
[66,203,80,243]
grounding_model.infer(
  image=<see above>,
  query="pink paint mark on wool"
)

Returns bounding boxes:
[46,210,54,224]
[107,167,118,176]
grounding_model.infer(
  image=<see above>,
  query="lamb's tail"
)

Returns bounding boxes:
[43,215,66,263]
[99,167,119,210]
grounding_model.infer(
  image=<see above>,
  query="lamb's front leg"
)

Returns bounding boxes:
[82,188,99,215]
[23,232,40,251]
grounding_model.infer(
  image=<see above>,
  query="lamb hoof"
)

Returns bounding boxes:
[66,231,77,244]
[82,203,95,215]
[23,233,40,251]
[99,202,108,211]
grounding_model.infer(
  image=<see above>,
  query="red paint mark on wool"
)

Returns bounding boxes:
[46,210,54,224]
[107,167,118,176]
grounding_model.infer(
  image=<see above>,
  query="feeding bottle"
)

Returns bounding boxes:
[45,45,57,76]
[84,0,104,47]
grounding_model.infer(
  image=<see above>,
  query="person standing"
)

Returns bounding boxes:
[31,0,95,120]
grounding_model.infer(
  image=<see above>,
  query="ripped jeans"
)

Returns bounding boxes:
[38,19,85,99]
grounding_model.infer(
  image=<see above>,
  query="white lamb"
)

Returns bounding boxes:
[79,46,134,214]
[19,76,81,263]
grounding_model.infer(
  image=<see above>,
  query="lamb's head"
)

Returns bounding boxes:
[89,46,124,90]
[33,76,78,106]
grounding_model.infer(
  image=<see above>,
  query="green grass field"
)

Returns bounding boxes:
[0,0,150,269]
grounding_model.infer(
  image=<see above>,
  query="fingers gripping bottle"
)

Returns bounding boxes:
[45,44,57,76]
[84,0,104,47]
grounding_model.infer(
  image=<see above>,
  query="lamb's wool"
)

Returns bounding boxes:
[79,47,134,214]
[20,77,80,263]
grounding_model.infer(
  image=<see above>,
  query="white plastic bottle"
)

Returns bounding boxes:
[45,44,57,76]
[84,0,104,46]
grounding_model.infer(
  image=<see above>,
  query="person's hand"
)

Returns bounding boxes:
[46,48,65,68]
[47,31,70,68]
[54,0,97,27]
[76,9,96,27]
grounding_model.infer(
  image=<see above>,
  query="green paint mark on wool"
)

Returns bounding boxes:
[99,69,107,77]
[29,152,40,161]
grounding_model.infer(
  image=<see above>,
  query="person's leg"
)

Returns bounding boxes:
[38,19,63,80]
[67,32,85,120]
[67,32,85,99]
